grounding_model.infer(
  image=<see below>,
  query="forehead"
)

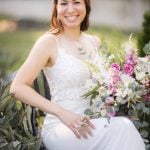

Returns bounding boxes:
[58,0,84,2]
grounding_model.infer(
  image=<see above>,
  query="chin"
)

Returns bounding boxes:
[63,22,82,29]
[65,25,80,29]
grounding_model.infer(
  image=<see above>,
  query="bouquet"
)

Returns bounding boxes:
[83,35,150,145]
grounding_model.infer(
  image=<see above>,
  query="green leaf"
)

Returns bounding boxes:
[84,109,93,116]
[0,80,42,149]
[82,84,99,98]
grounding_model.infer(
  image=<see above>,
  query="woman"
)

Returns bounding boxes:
[10,0,145,149]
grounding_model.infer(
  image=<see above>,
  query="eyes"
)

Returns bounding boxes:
[60,2,67,6]
[60,1,81,6]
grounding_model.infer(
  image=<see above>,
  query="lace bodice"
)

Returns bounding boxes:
[42,35,100,128]
[43,47,91,113]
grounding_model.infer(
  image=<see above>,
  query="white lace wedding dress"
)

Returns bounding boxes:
[41,35,145,150]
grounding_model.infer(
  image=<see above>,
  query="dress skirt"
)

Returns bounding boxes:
[41,117,145,150]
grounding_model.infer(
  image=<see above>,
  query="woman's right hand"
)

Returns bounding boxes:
[56,109,96,140]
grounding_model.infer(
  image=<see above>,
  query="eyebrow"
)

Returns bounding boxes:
[59,0,79,3]
[60,0,68,2]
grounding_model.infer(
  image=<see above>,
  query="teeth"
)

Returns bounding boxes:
[66,16,78,22]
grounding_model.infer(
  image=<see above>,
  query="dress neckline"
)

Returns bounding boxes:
[45,47,92,78]
[61,47,88,65]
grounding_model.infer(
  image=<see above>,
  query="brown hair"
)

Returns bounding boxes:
[50,0,91,34]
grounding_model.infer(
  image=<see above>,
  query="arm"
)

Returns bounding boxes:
[10,33,95,139]
[10,34,63,117]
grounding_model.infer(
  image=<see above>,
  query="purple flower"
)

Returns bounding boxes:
[123,63,134,76]
[109,63,121,94]
[126,53,137,65]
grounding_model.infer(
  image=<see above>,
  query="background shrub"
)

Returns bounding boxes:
[138,11,150,57]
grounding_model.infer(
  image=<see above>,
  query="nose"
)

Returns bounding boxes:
[67,3,75,13]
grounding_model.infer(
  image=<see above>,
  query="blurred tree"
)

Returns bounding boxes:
[138,11,150,57]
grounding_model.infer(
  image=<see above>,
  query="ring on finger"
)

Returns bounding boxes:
[74,124,81,129]
[80,122,89,128]
[81,116,89,123]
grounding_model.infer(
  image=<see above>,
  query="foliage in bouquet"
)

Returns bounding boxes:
[83,35,150,148]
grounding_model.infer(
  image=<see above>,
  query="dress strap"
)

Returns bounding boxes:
[91,36,100,55]
[45,32,60,52]
[86,35,100,62]
[50,33,60,50]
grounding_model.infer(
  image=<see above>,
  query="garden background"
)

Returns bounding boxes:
[0,0,150,149]
[0,0,149,77]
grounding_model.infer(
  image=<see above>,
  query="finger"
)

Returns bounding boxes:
[70,127,81,139]
[87,120,96,129]
[78,127,88,139]
[84,126,93,137]
[80,116,96,130]
[74,121,89,139]
[80,122,93,137]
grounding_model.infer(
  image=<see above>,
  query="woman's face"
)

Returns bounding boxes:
[57,0,86,30]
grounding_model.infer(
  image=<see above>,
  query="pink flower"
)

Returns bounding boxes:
[111,63,120,72]
[126,53,137,65]
[125,49,137,65]
[109,63,121,94]
[109,84,117,94]
[123,63,134,76]
[111,75,120,83]
[110,65,121,83]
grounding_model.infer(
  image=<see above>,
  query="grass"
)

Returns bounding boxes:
[0,29,46,73]
[0,26,138,75]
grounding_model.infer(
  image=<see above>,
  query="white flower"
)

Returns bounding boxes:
[116,96,128,104]
[121,73,135,87]
[84,78,96,90]
[136,57,150,74]
[136,72,146,80]
[101,71,111,84]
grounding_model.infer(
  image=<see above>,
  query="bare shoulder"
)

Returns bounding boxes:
[33,32,57,54]
[83,33,101,48]
[22,32,58,70]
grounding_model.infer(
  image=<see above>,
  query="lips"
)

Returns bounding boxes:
[65,15,79,22]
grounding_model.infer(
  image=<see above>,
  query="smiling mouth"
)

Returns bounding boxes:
[65,15,79,22]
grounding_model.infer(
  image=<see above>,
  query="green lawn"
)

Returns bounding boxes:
[0,29,45,72]
[0,27,138,75]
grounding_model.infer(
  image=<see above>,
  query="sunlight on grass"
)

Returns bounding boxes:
[0,29,46,72]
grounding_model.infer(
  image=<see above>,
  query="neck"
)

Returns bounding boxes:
[62,27,82,41]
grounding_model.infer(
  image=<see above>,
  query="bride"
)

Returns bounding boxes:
[10,0,145,149]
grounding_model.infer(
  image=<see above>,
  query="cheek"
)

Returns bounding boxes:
[78,4,86,16]
[57,7,65,18]
[79,7,86,20]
